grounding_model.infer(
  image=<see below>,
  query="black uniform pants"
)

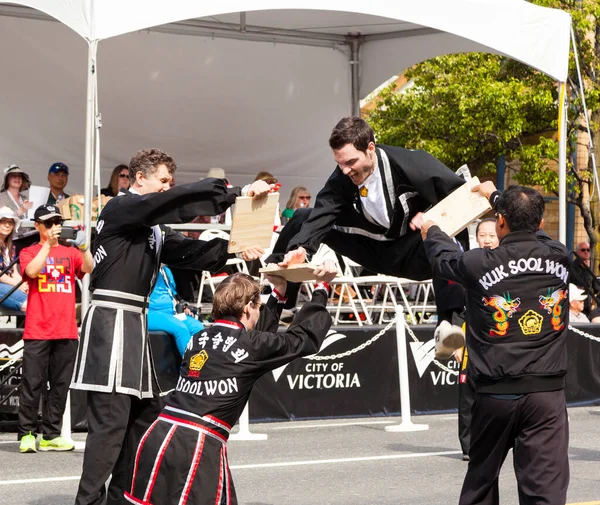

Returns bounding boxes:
[268,207,432,308]
[17,339,78,439]
[74,390,162,505]
[460,390,569,505]
[457,350,475,456]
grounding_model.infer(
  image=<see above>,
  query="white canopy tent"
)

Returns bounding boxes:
[0,1,571,248]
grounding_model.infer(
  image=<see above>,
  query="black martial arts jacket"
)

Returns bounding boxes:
[288,145,465,254]
[424,226,569,395]
[71,179,241,398]
[125,288,332,505]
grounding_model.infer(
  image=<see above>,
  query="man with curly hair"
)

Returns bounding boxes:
[72,148,269,505]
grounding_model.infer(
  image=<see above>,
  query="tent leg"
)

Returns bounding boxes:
[558,81,567,245]
[350,38,360,116]
[82,40,98,316]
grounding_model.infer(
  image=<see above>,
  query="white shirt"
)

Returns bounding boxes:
[569,310,590,323]
[359,165,390,229]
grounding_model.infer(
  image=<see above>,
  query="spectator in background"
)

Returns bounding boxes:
[281,186,311,224]
[46,162,70,205]
[475,217,498,249]
[575,241,591,268]
[0,165,33,219]
[101,164,129,197]
[254,171,278,185]
[18,204,93,453]
[0,207,27,313]
[569,284,590,323]
[148,265,204,357]
[454,217,499,462]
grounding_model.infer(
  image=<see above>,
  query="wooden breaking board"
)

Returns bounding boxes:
[259,263,319,282]
[228,193,279,254]
[422,176,492,237]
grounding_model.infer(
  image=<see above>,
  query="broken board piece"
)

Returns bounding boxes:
[259,263,319,283]
[422,176,492,237]
[228,193,280,253]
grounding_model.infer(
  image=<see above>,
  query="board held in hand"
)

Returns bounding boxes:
[228,193,279,254]
[259,264,320,282]
[422,176,492,237]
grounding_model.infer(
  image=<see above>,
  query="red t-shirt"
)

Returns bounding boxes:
[19,243,85,340]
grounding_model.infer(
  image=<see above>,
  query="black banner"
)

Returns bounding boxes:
[1,325,600,425]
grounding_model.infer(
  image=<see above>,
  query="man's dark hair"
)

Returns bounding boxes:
[129,149,176,181]
[329,117,375,152]
[495,185,544,233]
[475,217,496,235]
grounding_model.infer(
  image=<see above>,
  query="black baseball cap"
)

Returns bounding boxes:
[34,204,63,222]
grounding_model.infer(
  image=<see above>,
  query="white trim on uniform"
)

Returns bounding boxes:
[91,300,147,314]
[94,289,146,302]
[398,191,419,237]
[332,225,392,242]
[73,304,96,386]
[379,148,396,205]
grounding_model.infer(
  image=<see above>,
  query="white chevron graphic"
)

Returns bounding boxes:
[408,339,436,378]
[0,340,23,359]
[272,330,347,382]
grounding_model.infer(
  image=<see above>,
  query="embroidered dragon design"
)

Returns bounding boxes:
[483,294,521,337]
[539,288,567,331]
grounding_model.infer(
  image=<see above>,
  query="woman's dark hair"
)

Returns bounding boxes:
[495,185,545,233]
[106,164,129,196]
[212,272,261,320]
[1,168,30,193]
[0,219,16,274]
[328,117,375,152]
[475,217,497,235]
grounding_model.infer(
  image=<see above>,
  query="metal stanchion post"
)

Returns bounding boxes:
[385,307,429,433]
[60,392,86,449]
[229,403,267,441]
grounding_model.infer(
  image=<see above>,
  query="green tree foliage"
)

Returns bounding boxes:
[367,0,600,252]
[368,54,559,189]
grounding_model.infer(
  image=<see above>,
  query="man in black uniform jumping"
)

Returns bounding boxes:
[270,116,468,357]
[71,148,269,505]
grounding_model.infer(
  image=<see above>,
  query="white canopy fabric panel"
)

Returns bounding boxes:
[6,0,571,82]
[0,16,349,197]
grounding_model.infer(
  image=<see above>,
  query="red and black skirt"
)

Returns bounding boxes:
[125,406,235,505]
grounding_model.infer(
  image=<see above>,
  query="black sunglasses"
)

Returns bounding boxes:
[39,217,64,228]
[118,173,129,179]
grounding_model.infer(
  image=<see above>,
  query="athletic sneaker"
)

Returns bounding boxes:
[19,433,37,453]
[39,436,75,452]
[434,320,466,359]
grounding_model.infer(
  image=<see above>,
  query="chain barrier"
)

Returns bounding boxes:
[307,316,459,377]
[0,356,20,373]
[568,324,600,343]
[307,316,398,361]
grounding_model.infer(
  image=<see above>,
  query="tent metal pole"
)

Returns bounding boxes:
[558,81,567,245]
[350,38,360,116]
[82,40,98,316]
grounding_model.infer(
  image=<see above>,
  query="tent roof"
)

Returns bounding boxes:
[8,1,571,82]
[0,1,571,199]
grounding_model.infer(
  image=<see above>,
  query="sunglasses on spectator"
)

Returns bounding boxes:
[0,218,15,226]
[38,218,64,227]
[298,196,311,200]
[119,173,129,179]
[579,248,590,252]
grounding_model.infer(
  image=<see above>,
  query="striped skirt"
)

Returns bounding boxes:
[125,407,235,505]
